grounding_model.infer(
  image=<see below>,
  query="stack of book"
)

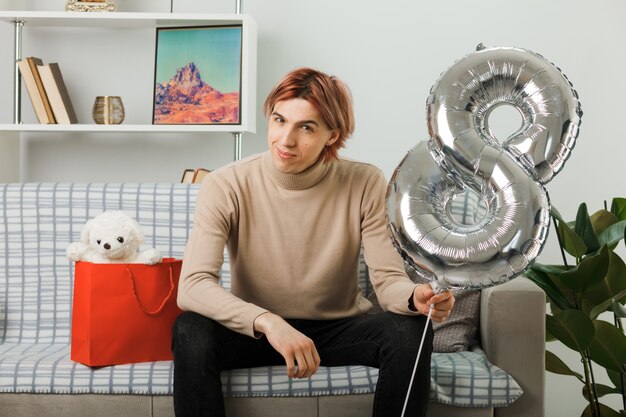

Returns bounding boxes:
[181,168,211,184]
[17,57,78,124]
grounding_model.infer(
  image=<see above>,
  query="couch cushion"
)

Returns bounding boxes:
[430,349,523,407]
[0,342,521,407]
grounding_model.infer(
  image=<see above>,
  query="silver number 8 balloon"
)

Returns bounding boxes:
[386,44,583,291]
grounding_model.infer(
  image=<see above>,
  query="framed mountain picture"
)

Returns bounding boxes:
[152,25,243,125]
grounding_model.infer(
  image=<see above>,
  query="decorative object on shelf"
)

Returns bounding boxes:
[153,25,243,125]
[92,96,124,124]
[65,0,117,12]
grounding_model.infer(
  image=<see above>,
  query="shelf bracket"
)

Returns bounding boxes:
[13,19,24,125]
[233,132,243,161]
[233,1,243,161]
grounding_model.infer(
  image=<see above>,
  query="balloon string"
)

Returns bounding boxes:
[400,304,433,417]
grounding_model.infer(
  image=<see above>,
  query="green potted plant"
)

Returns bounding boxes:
[525,197,626,417]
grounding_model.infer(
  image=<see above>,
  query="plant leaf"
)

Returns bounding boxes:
[583,252,626,318]
[591,210,619,236]
[575,203,601,254]
[556,245,610,293]
[525,267,572,310]
[549,299,565,318]
[546,349,584,381]
[582,383,621,400]
[546,325,556,342]
[547,310,595,352]
[551,205,566,223]
[611,197,626,221]
[588,288,626,321]
[613,299,626,318]
[606,368,626,393]
[531,263,569,275]
[598,220,626,248]
[581,403,623,417]
[588,320,626,374]
[552,206,588,258]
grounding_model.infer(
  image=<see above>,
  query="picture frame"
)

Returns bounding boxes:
[152,25,243,126]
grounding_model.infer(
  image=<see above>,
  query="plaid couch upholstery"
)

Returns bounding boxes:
[0,183,522,408]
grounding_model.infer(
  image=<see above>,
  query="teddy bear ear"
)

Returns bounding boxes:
[81,218,93,244]
[129,218,145,244]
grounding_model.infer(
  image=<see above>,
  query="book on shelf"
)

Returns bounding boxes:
[181,168,211,184]
[37,63,78,124]
[17,57,56,124]
[180,169,194,183]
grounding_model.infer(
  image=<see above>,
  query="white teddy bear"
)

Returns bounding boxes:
[66,210,162,265]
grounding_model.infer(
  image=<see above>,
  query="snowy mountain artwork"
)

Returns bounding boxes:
[153,26,242,125]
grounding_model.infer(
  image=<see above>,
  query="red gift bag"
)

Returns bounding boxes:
[71,258,183,367]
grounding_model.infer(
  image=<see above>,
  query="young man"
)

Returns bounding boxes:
[172,67,455,417]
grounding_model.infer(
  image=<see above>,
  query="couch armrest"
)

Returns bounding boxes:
[480,276,545,417]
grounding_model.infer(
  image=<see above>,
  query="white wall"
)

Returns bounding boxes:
[2,1,626,416]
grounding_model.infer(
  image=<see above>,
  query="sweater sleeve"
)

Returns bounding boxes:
[360,168,421,315]
[177,174,269,337]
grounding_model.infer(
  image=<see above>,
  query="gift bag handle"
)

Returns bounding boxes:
[127,265,175,316]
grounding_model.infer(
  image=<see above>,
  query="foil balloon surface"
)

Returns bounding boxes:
[386,45,582,290]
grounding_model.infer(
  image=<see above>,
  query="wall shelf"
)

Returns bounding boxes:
[0,10,258,181]
[1,11,257,134]
[0,11,251,29]
[0,123,250,133]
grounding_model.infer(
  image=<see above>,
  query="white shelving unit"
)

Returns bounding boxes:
[0,123,254,133]
[0,11,257,181]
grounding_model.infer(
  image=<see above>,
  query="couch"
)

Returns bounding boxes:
[0,183,545,417]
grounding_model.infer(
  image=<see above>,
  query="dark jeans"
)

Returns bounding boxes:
[172,311,433,417]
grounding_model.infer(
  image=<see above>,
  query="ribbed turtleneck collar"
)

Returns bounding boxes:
[263,151,331,190]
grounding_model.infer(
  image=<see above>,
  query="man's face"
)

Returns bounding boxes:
[267,98,338,174]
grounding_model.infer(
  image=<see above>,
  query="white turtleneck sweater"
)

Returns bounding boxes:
[177,151,419,337]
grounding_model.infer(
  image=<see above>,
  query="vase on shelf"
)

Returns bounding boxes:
[92,96,124,125]
[65,0,117,12]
